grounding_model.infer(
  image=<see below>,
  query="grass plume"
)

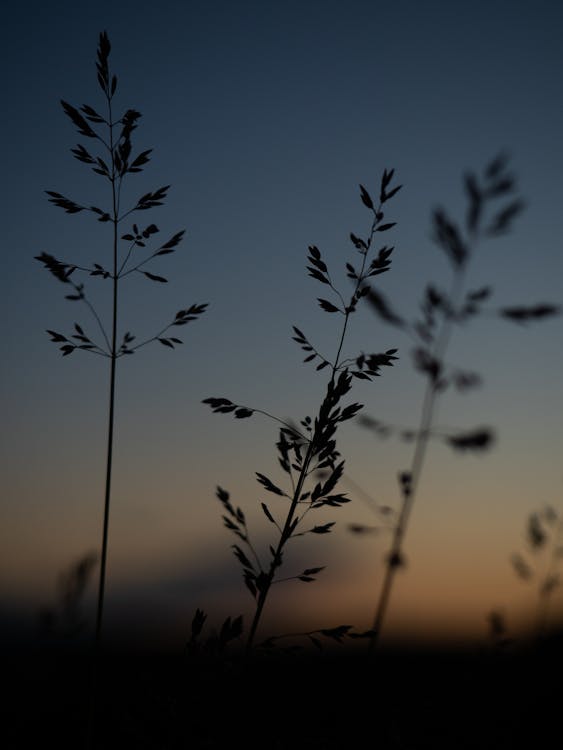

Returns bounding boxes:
[202,170,401,653]
[360,154,560,650]
[35,30,207,743]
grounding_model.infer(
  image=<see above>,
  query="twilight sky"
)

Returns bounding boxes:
[2,0,563,649]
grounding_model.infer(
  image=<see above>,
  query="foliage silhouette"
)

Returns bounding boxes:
[510,504,563,636]
[36,30,207,665]
[359,154,560,650]
[487,503,563,651]
[38,552,98,643]
[202,171,401,652]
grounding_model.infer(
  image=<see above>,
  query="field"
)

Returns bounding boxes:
[6,631,561,749]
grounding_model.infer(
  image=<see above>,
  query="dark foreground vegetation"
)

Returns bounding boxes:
[6,632,562,749]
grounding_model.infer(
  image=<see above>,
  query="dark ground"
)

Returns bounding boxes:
[5,633,561,749]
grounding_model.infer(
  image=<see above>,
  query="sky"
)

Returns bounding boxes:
[2,0,563,651]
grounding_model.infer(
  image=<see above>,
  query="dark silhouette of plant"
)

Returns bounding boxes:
[39,552,98,643]
[185,608,245,659]
[202,171,401,653]
[358,414,494,453]
[35,31,207,656]
[360,154,560,651]
[510,504,563,636]
[486,609,512,650]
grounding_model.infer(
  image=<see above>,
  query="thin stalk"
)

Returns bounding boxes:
[364,158,531,651]
[47,33,207,748]
[94,91,118,652]
[81,293,112,353]
[369,264,468,652]
[94,264,117,647]
[87,85,118,750]
[245,216,381,654]
[245,434,318,654]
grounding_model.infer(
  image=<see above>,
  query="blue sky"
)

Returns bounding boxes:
[2,0,563,648]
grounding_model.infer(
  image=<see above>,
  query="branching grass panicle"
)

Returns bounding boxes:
[36,29,207,665]
[360,155,560,650]
[201,171,402,654]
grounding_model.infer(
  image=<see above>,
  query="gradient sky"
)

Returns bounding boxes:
[2,0,563,649]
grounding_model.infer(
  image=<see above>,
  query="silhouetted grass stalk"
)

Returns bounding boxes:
[204,173,401,653]
[364,155,558,650]
[509,504,563,639]
[36,34,207,742]
[536,511,563,635]
[245,247,381,651]
[370,263,468,651]
[95,77,119,652]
